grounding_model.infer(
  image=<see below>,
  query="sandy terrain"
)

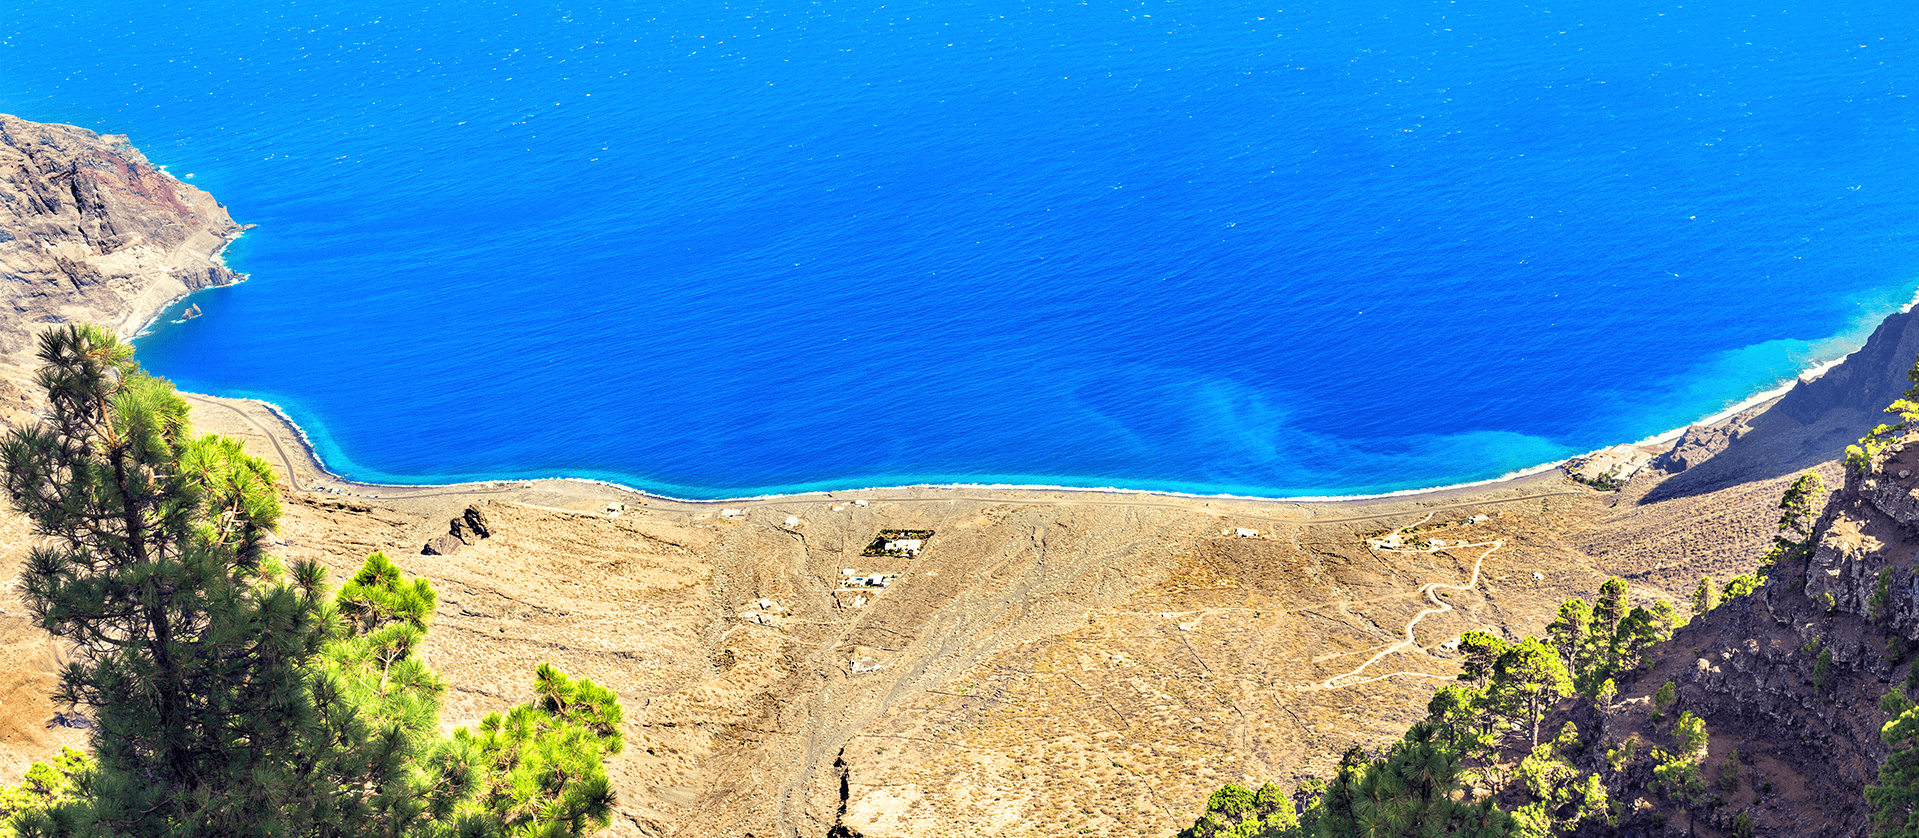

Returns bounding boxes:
[0,391,1806,837]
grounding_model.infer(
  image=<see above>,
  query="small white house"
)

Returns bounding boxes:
[854,499,870,508]
[1469,515,1490,524]
[720,508,744,520]
[784,515,801,527]
[1233,528,1259,538]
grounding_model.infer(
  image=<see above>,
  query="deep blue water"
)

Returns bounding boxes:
[3,0,1918,498]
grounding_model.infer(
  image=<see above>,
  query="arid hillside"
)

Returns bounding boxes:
[10,394,1832,838]
[0,112,1897,838]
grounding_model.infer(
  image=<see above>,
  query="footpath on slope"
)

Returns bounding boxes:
[1306,537,1504,691]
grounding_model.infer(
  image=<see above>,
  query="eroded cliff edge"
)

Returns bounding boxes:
[0,113,245,420]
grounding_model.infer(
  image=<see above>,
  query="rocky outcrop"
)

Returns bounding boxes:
[1596,430,1919,836]
[456,503,491,540]
[422,503,494,555]
[1652,421,1749,473]
[0,113,246,424]
[1645,310,1919,502]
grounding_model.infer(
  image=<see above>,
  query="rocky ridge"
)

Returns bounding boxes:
[1646,308,1919,502]
[0,113,245,421]
[1572,410,1919,835]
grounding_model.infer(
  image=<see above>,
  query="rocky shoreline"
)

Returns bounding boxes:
[0,113,247,424]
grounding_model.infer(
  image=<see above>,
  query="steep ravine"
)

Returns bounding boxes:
[1572,429,1919,836]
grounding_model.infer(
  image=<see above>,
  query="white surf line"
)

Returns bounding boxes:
[1311,539,1503,691]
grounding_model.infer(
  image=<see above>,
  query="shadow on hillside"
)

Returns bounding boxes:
[1641,310,1919,505]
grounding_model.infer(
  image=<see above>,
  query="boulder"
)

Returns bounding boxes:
[461,503,491,539]
[422,534,463,556]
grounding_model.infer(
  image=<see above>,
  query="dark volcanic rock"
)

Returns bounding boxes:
[450,503,492,543]
[423,534,463,556]
[461,503,491,540]
[1652,421,1748,473]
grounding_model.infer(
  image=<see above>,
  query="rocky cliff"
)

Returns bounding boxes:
[1586,405,1919,835]
[1646,309,1919,503]
[0,113,245,421]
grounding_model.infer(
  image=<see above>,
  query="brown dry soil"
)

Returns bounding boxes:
[0,391,1819,838]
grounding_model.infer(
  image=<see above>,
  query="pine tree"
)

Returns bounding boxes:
[1593,578,1629,641]
[1458,631,1509,687]
[1691,577,1716,618]
[1490,637,1574,747]
[1544,599,1593,679]
[1426,685,1495,761]
[1777,471,1826,542]
[2,327,617,838]
[1652,681,1677,721]
[1871,703,1919,837]
[1721,573,1760,604]
[0,749,88,837]
[2,325,335,837]
[449,665,623,838]
[1311,723,1515,837]
[1176,783,1299,838]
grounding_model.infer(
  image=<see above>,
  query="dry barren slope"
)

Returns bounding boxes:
[184,453,1803,838]
[0,395,1822,838]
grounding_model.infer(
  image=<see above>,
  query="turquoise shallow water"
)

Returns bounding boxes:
[3,0,1918,498]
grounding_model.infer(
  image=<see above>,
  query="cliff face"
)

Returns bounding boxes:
[0,113,244,414]
[1646,310,1919,502]
[0,112,246,782]
[1593,428,1919,836]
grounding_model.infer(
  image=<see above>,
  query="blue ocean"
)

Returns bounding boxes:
[3,0,1917,498]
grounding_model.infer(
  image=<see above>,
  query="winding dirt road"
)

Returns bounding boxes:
[1311,539,1503,691]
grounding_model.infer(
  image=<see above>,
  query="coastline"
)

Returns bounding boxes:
[171,356,1817,510]
[154,285,1889,508]
[174,384,1606,522]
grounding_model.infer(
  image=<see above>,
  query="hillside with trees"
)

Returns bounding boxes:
[0,326,620,838]
[1174,357,1919,837]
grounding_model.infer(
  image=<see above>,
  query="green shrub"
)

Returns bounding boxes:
[1652,681,1677,720]
[1717,748,1741,793]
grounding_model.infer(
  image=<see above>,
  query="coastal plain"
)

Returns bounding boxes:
[105,390,1829,837]
[0,112,1883,837]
